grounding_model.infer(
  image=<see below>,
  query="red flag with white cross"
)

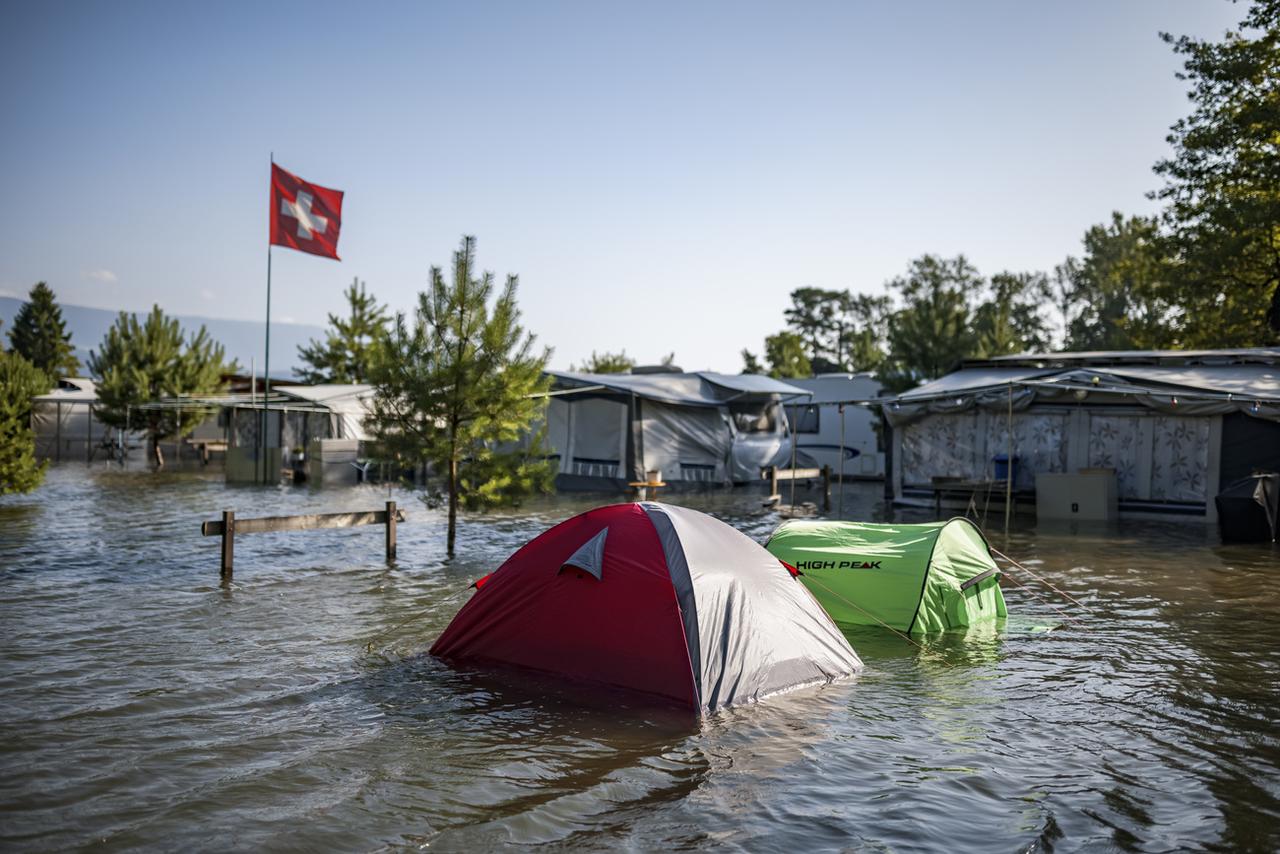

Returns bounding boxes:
[270,163,343,260]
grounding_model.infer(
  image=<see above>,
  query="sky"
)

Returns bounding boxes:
[0,1,1244,372]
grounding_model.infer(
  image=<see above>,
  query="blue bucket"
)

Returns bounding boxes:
[993,454,1019,482]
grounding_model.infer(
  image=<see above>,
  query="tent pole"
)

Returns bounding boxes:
[1004,383,1013,535]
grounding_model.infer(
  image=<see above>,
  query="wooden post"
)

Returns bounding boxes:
[770,465,778,498]
[385,500,397,561]
[220,510,235,580]
[822,465,832,513]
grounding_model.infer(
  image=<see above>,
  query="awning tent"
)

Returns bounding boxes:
[766,518,1007,634]
[432,502,861,712]
[544,370,808,487]
[880,349,1280,520]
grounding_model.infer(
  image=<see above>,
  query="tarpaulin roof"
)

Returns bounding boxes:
[975,347,1280,367]
[547,371,809,407]
[32,377,95,403]
[898,367,1056,400]
[777,374,883,405]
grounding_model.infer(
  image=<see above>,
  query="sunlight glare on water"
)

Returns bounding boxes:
[1,466,1278,851]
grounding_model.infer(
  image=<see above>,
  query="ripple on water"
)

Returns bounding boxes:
[1,466,1279,851]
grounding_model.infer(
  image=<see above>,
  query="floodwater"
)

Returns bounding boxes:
[2,466,1278,852]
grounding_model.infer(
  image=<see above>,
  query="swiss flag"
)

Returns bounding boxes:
[270,163,343,260]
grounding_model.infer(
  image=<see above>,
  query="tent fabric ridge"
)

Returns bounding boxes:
[560,527,609,581]
[639,502,703,707]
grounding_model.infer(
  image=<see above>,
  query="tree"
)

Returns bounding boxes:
[783,287,846,372]
[740,349,765,374]
[8,282,80,378]
[0,349,51,494]
[1055,214,1177,351]
[973,271,1054,357]
[883,255,980,388]
[1154,0,1280,343]
[296,278,389,383]
[573,350,636,373]
[368,236,553,556]
[763,331,812,378]
[840,293,893,372]
[88,306,230,468]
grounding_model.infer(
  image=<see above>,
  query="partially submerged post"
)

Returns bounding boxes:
[202,504,406,578]
[220,510,234,579]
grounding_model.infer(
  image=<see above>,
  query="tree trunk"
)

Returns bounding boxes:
[447,454,458,557]
[152,437,165,470]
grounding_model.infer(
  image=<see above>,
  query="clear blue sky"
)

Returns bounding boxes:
[0,1,1242,372]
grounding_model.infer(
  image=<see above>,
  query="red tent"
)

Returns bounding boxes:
[431,502,861,712]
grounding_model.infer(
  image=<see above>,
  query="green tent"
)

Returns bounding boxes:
[765,518,1007,633]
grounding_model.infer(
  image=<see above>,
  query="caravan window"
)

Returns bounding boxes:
[729,402,778,433]
[786,405,820,434]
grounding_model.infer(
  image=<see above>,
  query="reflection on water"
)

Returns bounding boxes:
[1,465,1278,851]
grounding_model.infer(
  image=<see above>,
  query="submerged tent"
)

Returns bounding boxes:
[765,518,1007,633]
[431,502,861,711]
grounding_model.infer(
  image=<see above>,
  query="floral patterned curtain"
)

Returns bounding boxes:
[1150,416,1210,502]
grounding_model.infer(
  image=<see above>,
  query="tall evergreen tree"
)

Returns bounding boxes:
[8,282,80,377]
[88,306,230,468]
[368,236,553,556]
[1154,0,1280,342]
[296,278,389,383]
[0,348,52,494]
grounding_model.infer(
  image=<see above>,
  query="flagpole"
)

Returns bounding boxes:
[263,151,274,484]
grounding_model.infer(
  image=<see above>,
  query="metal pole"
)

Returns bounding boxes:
[838,404,846,518]
[1004,383,1013,534]
[262,152,274,484]
[788,405,798,509]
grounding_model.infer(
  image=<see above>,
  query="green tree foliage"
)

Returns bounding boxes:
[973,271,1054,357]
[296,278,389,383]
[7,282,80,378]
[0,349,51,494]
[763,331,812,378]
[367,236,553,556]
[1154,0,1280,343]
[842,293,893,372]
[784,287,846,372]
[573,350,636,373]
[740,349,765,374]
[883,255,981,387]
[1056,213,1177,350]
[87,306,230,468]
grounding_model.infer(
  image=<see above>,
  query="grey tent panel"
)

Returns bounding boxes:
[640,504,702,706]
[561,527,609,581]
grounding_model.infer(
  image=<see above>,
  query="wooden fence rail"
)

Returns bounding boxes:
[201,501,404,579]
[765,465,832,512]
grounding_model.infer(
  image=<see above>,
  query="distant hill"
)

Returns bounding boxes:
[0,297,325,379]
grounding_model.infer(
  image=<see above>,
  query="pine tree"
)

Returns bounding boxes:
[8,282,80,377]
[368,236,553,556]
[0,348,52,494]
[296,278,389,383]
[88,306,230,468]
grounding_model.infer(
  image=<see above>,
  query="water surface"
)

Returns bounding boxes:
[1,466,1278,851]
